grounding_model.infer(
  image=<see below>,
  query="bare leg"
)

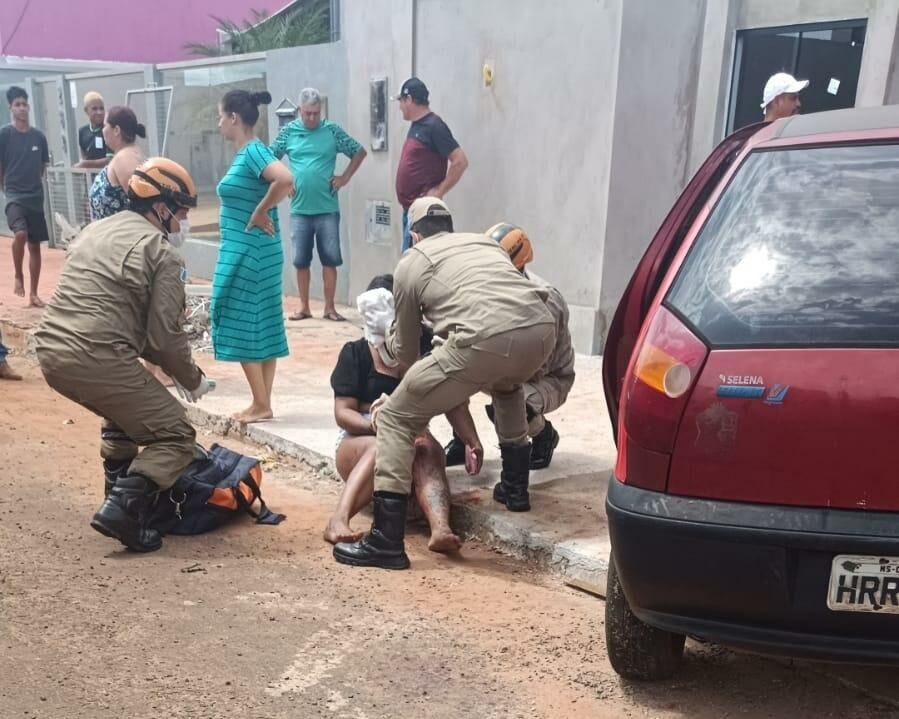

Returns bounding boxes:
[27,241,43,307]
[296,268,312,316]
[412,434,462,553]
[262,358,277,412]
[234,361,273,423]
[325,436,377,544]
[323,266,338,315]
[12,231,26,297]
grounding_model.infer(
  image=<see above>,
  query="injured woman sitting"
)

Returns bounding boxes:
[325,274,482,553]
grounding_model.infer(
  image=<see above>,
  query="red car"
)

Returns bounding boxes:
[602,106,899,680]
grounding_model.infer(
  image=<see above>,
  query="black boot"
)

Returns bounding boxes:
[444,434,466,467]
[103,459,132,497]
[333,491,410,569]
[90,474,163,553]
[493,443,532,512]
[529,420,560,470]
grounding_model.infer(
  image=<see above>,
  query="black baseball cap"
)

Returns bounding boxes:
[393,77,429,103]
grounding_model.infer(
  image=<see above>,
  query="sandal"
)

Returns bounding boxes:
[323,311,347,322]
[288,311,313,321]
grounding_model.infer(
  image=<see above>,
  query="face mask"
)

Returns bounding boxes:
[158,206,189,248]
[167,217,189,248]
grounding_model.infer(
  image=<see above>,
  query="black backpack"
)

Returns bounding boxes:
[149,444,285,535]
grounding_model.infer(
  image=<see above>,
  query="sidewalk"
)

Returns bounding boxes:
[0,238,616,592]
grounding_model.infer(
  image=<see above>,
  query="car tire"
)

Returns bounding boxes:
[605,554,686,680]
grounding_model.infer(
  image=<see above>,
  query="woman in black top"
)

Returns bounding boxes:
[325,275,461,553]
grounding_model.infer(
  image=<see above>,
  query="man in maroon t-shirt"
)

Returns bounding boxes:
[394,78,468,251]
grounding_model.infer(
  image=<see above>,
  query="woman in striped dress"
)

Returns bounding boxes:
[213,89,293,423]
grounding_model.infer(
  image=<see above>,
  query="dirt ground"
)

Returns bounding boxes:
[1,363,895,719]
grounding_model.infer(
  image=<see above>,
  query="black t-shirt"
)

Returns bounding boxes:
[395,112,459,209]
[331,339,402,405]
[0,124,49,211]
[78,124,109,160]
[331,332,434,404]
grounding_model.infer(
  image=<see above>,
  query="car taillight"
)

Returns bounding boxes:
[615,306,708,491]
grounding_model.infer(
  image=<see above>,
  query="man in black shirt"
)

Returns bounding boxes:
[76,91,111,169]
[394,78,468,252]
[0,86,50,307]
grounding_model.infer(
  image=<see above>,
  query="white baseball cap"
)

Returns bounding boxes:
[761,73,809,108]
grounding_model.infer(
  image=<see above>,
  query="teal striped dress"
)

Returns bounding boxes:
[211,140,289,363]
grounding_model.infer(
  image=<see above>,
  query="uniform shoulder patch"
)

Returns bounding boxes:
[180,267,189,284]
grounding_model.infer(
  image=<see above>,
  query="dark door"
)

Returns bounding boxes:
[729,20,866,132]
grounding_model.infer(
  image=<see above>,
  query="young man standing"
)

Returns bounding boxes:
[76,91,111,169]
[394,78,468,252]
[0,86,50,307]
[271,87,367,322]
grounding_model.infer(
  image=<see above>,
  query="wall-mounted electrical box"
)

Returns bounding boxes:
[366,200,392,245]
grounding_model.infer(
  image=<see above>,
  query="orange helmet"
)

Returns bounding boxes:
[128,157,198,208]
[486,222,533,271]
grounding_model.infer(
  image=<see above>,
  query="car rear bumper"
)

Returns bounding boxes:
[606,479,899,663]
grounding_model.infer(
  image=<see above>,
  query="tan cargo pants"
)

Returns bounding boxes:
[524,371,576,436]
[37,350,196,490]
[375,323,556,496]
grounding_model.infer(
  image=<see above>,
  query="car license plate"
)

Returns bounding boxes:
[827,554,899,613]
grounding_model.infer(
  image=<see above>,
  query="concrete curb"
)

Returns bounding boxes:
[184,403,609,594]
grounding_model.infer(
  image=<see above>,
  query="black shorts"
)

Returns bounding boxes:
[5,202,49,244]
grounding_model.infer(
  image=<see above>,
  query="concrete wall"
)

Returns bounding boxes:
[855,1,899,106]
[688,0,741,173]
[597,0,707,352]
[736,0,876,29]
[339,0,415,299]
[339,0,622,353]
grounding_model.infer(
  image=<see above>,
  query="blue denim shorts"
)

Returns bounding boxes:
[290,212,342,269]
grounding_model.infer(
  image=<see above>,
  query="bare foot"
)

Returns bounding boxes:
[428,529,463,554]
[232,405,274,424]
[27,295,45,308]
[323,517,364,545]
[0,362,22,381]
[13,277,25,297]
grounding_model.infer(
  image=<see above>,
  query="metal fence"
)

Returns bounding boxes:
[45,168,98,246]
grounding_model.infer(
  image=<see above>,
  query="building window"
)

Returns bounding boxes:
[727,19,867,133]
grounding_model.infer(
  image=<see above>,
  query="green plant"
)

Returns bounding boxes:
[185,1,330,57]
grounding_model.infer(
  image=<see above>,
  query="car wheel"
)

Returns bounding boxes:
[605,554,686,680]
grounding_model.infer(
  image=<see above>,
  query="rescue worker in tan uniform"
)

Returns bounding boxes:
[445,223,575,470]
[333,197,556,570]
[35,157,211,553]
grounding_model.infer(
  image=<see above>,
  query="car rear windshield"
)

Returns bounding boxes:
[666,143,899,347]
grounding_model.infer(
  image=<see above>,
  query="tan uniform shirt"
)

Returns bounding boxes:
[526,271,576,413]
[35,211,201,389]
[386,232,554,368]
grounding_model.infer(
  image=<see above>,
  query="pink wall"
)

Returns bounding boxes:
[0,0,286,63]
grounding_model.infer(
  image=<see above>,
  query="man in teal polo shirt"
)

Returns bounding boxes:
[271,87,367,321]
